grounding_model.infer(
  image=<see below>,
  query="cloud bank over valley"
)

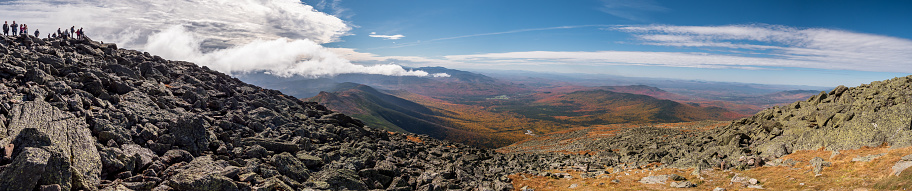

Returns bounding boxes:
[0,0,441,78]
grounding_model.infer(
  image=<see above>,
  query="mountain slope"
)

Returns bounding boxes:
[0,35,548,191]
[500,76,912,190]
[307,83,450,135]
[505,89,741,125]
[308,84,563,148]
[502,75,912,168]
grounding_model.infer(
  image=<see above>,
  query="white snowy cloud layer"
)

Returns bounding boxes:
[0,0,436,77]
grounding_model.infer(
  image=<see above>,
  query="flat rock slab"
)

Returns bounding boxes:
[0,101,101,190]
[892,161,912,176]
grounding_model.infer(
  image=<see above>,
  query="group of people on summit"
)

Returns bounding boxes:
[2,20,85,40]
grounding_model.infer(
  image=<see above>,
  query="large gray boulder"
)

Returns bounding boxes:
[166,156,239,191]
[0,101,101,190]
[0,147,50,191]
[270,152,311,182]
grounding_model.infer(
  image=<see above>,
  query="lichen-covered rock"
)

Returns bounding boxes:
[308,168,367,190]
[270,152,310,182]
[166,156,238,191]
[0,147,50,191]
[0,101,101,190]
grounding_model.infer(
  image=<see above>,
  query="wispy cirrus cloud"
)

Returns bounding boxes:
[371,25,610,49]
[614,24,912,72]
[599,0,668,22]
[347,24,912,76]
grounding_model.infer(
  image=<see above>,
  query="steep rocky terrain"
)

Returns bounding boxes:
[0,35,555,190]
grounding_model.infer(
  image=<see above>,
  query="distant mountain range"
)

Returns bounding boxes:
[306,82,741,148]
[242,66,821,148]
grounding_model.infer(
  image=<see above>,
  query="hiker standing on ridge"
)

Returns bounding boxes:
[21,24,27,36]
[70,26,75,38]
[34,29,39,38]
[2,21,8,36]
[10,21,17,36]
[77,28,84,40]
[56,28,61,37]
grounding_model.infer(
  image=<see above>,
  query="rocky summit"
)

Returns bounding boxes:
[0,35,562,191]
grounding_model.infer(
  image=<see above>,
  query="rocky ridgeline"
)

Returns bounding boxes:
[0,35,563,191]
[502,76,912,172]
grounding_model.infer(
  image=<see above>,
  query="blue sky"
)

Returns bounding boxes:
[4,0,910,87]
[308,0,912,87]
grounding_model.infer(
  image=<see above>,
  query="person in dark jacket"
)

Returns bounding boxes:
[2,21,8,36]
[34,29,39,38]
[10,21,17,35]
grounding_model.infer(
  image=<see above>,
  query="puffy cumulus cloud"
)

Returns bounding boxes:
[146,26,431,77]
[0,0,439,78]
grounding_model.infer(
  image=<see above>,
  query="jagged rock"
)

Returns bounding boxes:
[171,116,213,156]
[166,156,238,191]
[639,173,685,185]
[852,153,886,162]
[0,147,50,191]
[295,151,324,168]
[669,181,695,188]
[122,144,156,168]
[1,101,101,190]
[40,184,62,191]
[269,152,310,182]
[810,157,831,175]
[307,168,367,190]
[257,177,294,191]
[241,138,301,153]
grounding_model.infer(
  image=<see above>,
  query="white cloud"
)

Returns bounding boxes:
[369,33,405,40]
[431,73,451,78]
[0,0,435,78]
[146,26,430,77]
[613,24,912,72]
[343,24,912,75]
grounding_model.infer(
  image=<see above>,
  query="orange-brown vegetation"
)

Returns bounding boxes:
[510,145,912,190]
[406,135,424,143]
[392,91,571,148]
[498,121,728,154]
